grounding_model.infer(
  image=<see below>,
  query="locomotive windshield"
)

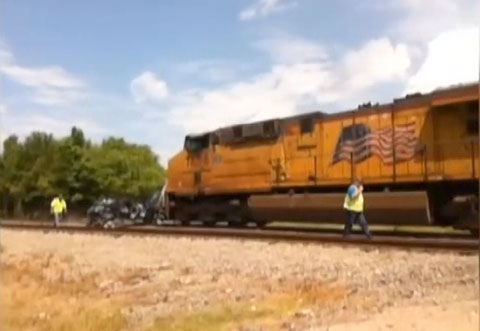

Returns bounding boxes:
[184,134,209,153]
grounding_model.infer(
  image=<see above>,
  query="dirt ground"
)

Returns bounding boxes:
[0,229,478,331]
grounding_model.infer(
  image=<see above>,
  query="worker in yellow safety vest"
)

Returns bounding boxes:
[343,178,372,239]
[51,194,67,227]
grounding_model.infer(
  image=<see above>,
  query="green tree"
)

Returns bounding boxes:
[53,127,99,207]
[20,132,57,215]
[87,137,165,199]
[1,136,26,217]
[0,127,166,219]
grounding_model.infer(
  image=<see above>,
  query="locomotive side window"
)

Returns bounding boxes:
[211,133,220,145]
[233,126,243,139]
[263,120,276,137]
[300,118,314,134]
[184,134,209,153]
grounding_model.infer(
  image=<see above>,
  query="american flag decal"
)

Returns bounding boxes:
[331,122,418,165]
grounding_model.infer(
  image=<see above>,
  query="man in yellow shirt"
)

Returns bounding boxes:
[343,178,372,239]
[51,194,67,227]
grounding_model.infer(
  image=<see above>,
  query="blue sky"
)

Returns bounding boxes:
[1,0,479,164]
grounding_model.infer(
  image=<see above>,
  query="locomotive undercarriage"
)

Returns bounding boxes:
[171,195,256,227]
[167,180,478,235]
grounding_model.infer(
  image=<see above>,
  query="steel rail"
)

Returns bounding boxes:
[265,225,472,239]
[1,220,478,253]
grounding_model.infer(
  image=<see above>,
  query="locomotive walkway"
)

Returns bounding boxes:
[1,220,478,253]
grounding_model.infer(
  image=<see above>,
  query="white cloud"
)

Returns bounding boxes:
[239,0,297,21]
[175,60,242,83]
[167,62,334,133]
[0,43,13,64]
[377,0,480,42]
[364,0,479,93]
[130,71,169,103]
[162,28,473,141]
[165,36,412,135]
[343,38,411,90]
[0,43,87,107]
[255,36,327,64]
[406,27,479,93]
[0,64,84,89]
[32,88,87,106]
[152,146,178,166]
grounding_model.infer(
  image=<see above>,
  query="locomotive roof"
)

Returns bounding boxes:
[186,81,479,138]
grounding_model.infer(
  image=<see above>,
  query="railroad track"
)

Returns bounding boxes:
[1,220,478,253]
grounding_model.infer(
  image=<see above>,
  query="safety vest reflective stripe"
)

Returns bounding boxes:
[343,192,364,212]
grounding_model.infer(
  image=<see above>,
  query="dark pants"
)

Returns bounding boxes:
[344,210,372,239]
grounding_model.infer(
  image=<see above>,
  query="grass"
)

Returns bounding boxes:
[1,254,352,331]
[0,255,128,331]
[146,282,348,331]
[148,304,269,331]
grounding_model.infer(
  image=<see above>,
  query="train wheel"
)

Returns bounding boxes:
[204,220,216,227]
[469,229,479,237]
[227,220,247,228]
[181,220,190,226]
[227,221,243,227]
[200,212,216,227]
[104,220,116,229]
[255,221,267,228]
[154,213,166,226]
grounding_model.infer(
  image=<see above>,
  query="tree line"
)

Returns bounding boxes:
[0,127,166,219]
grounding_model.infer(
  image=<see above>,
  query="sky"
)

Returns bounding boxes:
[0,0,479,164]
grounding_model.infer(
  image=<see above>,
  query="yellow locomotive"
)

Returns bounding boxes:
[165,82,479,233]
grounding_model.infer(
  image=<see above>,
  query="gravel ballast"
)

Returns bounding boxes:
[1,229,478,330]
